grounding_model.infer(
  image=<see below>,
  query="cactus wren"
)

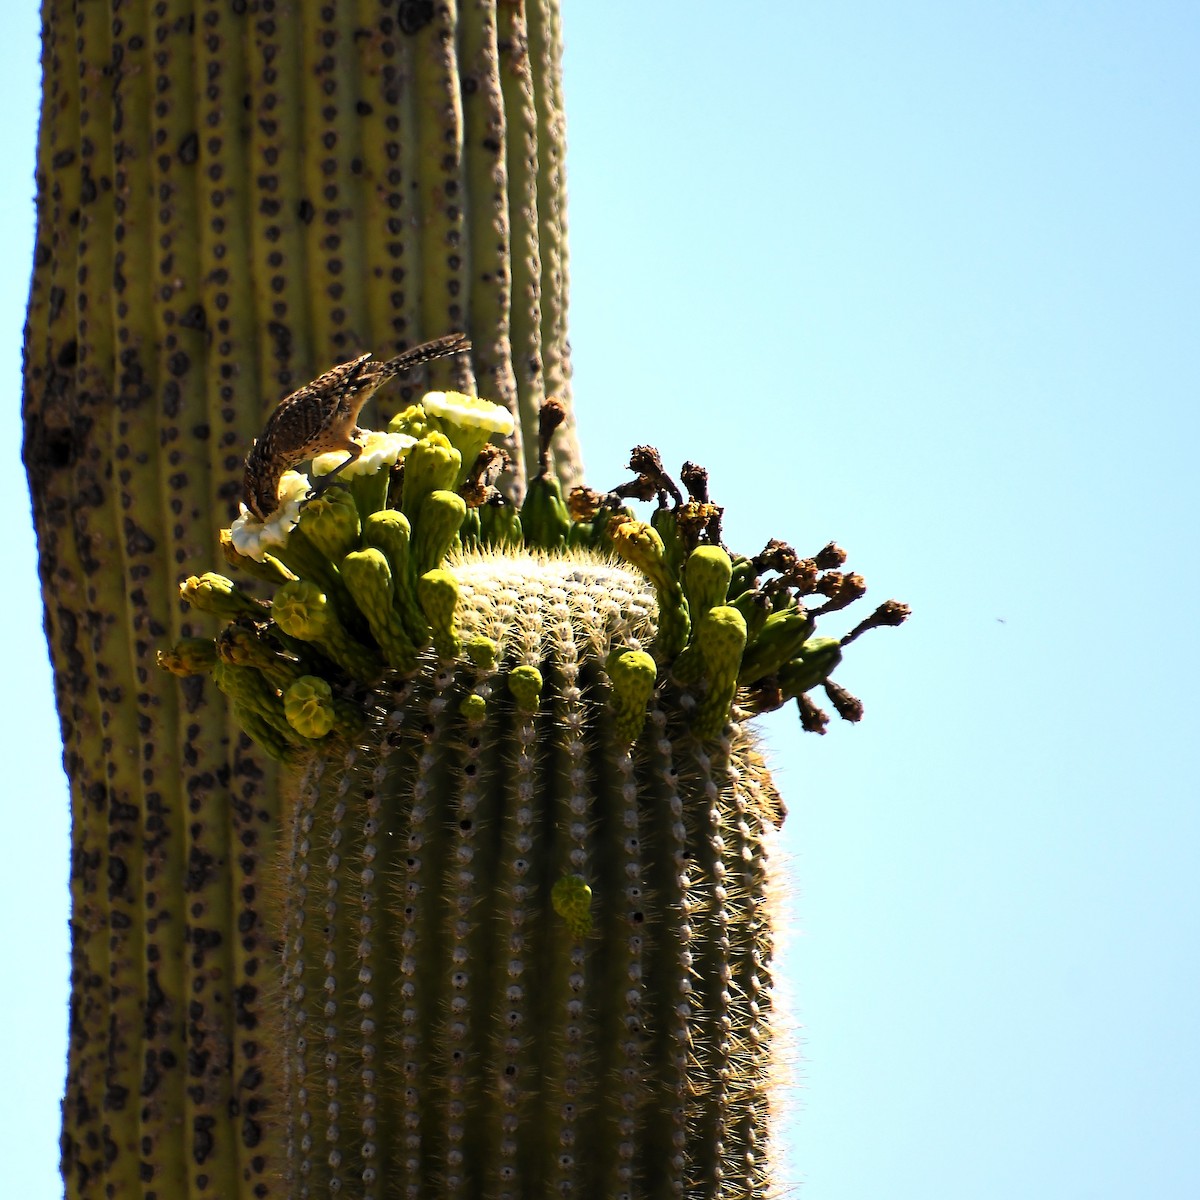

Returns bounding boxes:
[242,332,471,520]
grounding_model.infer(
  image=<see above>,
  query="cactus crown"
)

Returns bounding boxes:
[161,385,907,1197]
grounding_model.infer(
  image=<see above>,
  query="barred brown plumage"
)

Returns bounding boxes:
[241,332,472,519]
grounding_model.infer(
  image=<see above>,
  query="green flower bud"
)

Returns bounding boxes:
[479,497,523,550]
[363,510,430,650]
[464,636,499,672]
[683,545,733,619]
[507,664,543,711]
[551,873,593,939]
[272,579,330,640]
[609,518,690,660]
[156,638,218,677]
[459,505,482,553]
[283,675,336,739]
[417,569,462,659]
[520,473,571,551]
[215,625,305,693]
[738,608,816,687]
[414,489,467,576]
[297,486,361,562]
[692,606,748,740]
[232,701,301,764]
[273,580,380,682]
[179,572,264,619]
[777,637,843,702]
[459,693,487,723]
[605,648,658,743]
[388,402,430,441]
[268,525,366,637]
[212,660,296,742]
[340,548,419,672]
[400,433,462,525]
[651,505,686,579]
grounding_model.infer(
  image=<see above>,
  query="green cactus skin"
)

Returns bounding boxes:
[276,552,781,1198]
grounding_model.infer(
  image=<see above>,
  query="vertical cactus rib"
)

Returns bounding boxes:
[196,6,282,1192]
[413,2,470,359]
[72,5,148,1197]
[282,755,324,1197]
[682,734,734,1196]
[726,737,778,1197]
[110,1,191,1190]
[486,676,542,1197]
[545,582,589,1196]
[31,6,110,1192]
[401,664,457,1195]
[646,703,693,1198]
[524,0,581,489]
[353,0,419,383]
[457,3,522,462]
[496,3,544,486]
[151,2,241,1194]
[248,0,314,399]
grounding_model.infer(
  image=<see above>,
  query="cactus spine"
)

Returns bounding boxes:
[24,4,581,1196]
[165,393,908,1196]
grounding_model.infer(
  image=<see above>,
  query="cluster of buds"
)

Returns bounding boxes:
[160,386,908,768]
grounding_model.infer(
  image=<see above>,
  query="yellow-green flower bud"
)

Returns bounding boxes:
[400,432,462,525]
[272,579,330,640]
[179,572,264,619]
[551,873,594,939]
[684,545,733,619]
[606,648,658,743]
[156,638,218,677]
[273,580,379,682]
[297,486,361,562]
[340,548,419,672]
[459,693,487,723]
[363,510,430,649]
[283,675,336,739]
[417,569,461,659]
[507,665,543,711]
[213,660,296,742]
[415,489,467,575]
[609,519,690,660]
[464,637,499,672]
[692,606,748,740]
[388,402,430,440]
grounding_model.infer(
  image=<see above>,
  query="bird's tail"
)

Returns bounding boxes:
[381,332,471,378]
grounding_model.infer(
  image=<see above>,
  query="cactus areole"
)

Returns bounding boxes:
[162,389,908,1197]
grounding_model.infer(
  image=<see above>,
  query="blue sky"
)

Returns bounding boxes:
[3,3,1198,1197]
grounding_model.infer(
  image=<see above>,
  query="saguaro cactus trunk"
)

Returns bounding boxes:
[23,3,581,1197]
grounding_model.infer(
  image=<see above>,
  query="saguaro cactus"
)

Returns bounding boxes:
[23,4,581,1197]
[164,394,907,1195]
